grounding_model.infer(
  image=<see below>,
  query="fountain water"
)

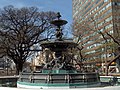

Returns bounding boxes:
[17,13,100,89]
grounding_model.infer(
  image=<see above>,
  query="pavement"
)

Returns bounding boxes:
[0,86,120,90]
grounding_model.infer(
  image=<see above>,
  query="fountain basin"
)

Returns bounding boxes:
[17,70,100,89]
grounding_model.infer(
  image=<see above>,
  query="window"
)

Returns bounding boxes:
[104,0,108,2]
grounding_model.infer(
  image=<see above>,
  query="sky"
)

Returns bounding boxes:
[0,0,72,25]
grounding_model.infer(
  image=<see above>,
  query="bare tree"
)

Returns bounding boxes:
[73,21,94,63]
[90,17,120,75]
[73,16,120,75]
[0,6,57,74]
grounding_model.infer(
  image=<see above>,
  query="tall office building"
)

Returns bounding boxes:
[72,0,120,69]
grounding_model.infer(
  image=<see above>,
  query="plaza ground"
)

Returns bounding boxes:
[1,86,120,90]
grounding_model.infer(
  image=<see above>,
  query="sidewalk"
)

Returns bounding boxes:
[0,86,120,90]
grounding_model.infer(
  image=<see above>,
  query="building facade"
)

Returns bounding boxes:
[72,0,120,71]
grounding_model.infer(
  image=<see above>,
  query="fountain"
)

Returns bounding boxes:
[17,13,100,89]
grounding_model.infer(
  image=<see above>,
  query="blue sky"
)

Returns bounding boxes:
[0,0,72,25]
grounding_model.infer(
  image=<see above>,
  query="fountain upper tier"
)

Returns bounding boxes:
[40,40,78,52]
[40,12,77,52]
[50,19,68,28]
[50,12,68,28]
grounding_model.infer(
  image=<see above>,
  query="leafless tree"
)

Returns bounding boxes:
[0,5,57,74]
[73,16,120,75]
[73,22,93,63]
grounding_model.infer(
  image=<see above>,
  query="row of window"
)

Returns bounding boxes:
[113,2,120,6]
[80,1,111,22]
[73,0,120,62]
[82,22,113,45]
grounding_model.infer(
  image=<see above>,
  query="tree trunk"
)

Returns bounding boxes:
[16,63,23,75]
[106,66,109,76]
[116,58,120,72]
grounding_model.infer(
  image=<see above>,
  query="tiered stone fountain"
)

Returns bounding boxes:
[17,13,100,89]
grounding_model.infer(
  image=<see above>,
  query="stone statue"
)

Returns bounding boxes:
[55,28,63,40]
